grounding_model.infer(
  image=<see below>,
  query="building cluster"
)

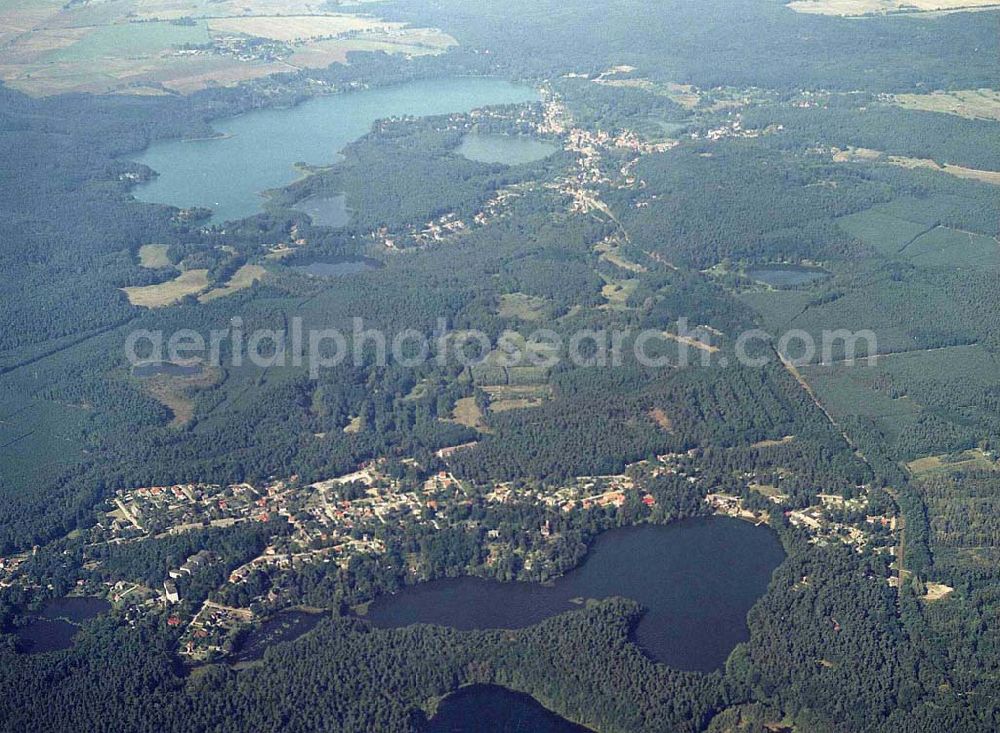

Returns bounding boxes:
[410,212,467,245]
[705,482,901,586]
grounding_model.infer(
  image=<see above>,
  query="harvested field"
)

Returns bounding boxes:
[787,0,1000,15]
[0,0,454,95]
[906,449,999,478]
[141,365,219,428]
[449,397,488,431]
[922,582,954,602]
[137,244,172,269]
[893,89,1000,122]
[498,293,548,321]
[199,264,267,302]
[122,269,210,307]
[601,279,639,308]
[483,384,551,413]
[648,407,674,432]
[752,435,796,449]
[833,146,1000,186]
[595,239,647,274]
[661,330,720,354]
[207,15,401,43]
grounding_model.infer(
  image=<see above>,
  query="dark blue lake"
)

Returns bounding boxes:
[424,685,591,733]
[231,610,328,664]
[14,596,111,654]
[364,518,784,672]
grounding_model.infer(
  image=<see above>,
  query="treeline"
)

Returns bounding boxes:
[384,0,998,91]
[747,100,1000,173]
[0,598,735,733]
[612,141,888,269]
[451,363,864,486]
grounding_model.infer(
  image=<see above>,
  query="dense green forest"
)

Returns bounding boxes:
[1,0,999,730]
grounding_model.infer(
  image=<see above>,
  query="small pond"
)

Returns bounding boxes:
[290,258,382,278]
[293,193,352,228]
[456,132,558,165]
[14,596,111,654]
[230,610,327,664]
[424,685,590,733]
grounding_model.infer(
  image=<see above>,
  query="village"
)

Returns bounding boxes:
[0,440,904,663]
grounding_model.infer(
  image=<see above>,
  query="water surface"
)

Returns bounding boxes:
[293,193,352,228]
[230,610,327,663]
[456,132,558,165]
[425,685,590,733]
[364,518,783,672]
[133,78,540,223]
[290,258,381,278]
[14,596,111,654]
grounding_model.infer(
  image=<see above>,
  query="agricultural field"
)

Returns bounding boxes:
[121,268,210,307]
[769,281,965,357]
[891,89,1000,122]
[738,289,813,333]
[497,293,548,322]
[907,448,999,478]
[0,0,455,95]
[901,226,1000,269]
[0,0,64,45]
[832,147,1000,187]
[836,208,934,257]
[0,397,87,500]
[48,21,210,63]
[837,193,1000,267]
[137,244,173,269]
[206,15,401,42]
[865,193,991,228]
[199,264,267,302]
[786,0,1000,15]
[802,344,1000,458]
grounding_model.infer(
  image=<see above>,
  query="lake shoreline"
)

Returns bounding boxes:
[361,517,785,672]
[129,77,542,224]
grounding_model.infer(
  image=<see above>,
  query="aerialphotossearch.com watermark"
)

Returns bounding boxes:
[125,317,879,378]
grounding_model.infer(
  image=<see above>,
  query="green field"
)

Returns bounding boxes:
[0,398,87,498]
[836,209,931,256]
[48,21,211,63]
[902,226,1000,269]
[803,344,1000,458]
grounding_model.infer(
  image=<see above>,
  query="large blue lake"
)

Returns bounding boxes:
[364,518,784,673]
[132,78,540,223]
